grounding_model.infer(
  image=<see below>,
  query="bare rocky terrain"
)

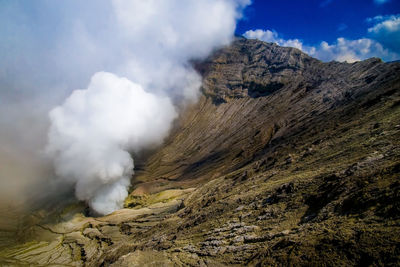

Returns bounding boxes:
[1,38,400,266]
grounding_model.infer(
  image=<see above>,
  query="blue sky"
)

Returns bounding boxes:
[237,0,400,62]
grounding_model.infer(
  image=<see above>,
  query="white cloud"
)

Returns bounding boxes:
[310,37,397,62]
[368,14,400,33]
[244,29,399,62]
[244,29,304,50]
[368,14,400,53]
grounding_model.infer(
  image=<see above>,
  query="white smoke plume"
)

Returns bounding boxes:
[44,0,250,215]
[46,72,177,214]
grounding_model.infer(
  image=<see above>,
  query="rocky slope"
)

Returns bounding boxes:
[1,38,400,266]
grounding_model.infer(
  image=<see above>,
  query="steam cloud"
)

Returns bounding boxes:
[46,72,177,214]
[44,0,250,215]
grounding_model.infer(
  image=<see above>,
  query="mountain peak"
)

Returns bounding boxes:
[196,38,394,103]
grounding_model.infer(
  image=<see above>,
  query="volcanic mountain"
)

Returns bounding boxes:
[1,38,400,266]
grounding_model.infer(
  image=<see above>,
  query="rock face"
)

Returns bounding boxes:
[1,38,400,266]
[137,38,399,190]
